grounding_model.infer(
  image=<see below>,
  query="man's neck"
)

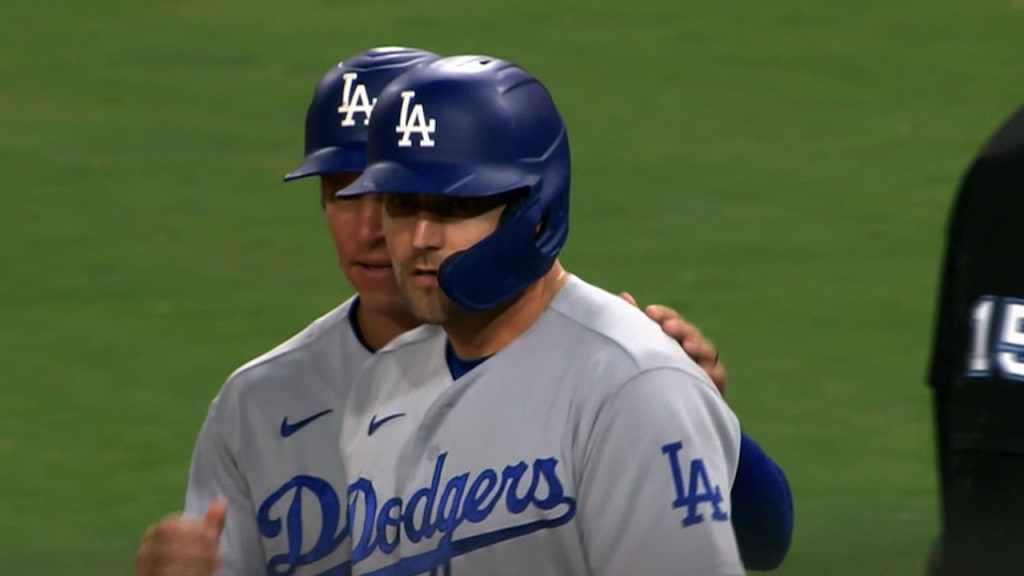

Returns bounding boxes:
[356,302,422,352]
[445,261,569,360]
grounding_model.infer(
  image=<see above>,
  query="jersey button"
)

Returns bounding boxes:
[426,445,440,461]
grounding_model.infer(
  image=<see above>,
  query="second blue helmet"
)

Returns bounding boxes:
[284,46,441,181]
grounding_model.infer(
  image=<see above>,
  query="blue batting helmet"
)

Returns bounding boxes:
[339,55,571,312]
[283,46,441,181]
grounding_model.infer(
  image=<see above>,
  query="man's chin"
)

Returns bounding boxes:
[403,298,449,326]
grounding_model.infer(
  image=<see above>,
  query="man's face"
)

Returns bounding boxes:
[320,173,405,316]
[381,193,509,324]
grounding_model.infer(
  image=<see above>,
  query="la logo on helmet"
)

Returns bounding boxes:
[396,91,436,148]
[337,72,377,127]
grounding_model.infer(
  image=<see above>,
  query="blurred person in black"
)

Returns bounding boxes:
[928,102,1024,576]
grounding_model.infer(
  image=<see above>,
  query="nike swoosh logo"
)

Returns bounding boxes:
[280,409,334,438]
[368,412,406,436]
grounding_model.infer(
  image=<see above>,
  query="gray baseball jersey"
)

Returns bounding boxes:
[184,297,370,576]
[339,275,744,575]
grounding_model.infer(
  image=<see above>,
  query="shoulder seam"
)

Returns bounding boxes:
[547,301,643,371]
[225,301,354,384]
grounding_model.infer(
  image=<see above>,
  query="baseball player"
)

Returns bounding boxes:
[134,47,791,576]
[927,102,1024,575]
[334,54,744,575]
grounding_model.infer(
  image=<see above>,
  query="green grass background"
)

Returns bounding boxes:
[1,0,1021,573]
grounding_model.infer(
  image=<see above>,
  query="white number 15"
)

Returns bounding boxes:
[967,296,1024,380]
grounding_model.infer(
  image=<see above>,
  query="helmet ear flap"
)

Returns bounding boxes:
[497,188,551,240]
[535,212,550,238]
[498,187,531,225]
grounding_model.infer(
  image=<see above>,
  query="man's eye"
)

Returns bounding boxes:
[385,194,418,214]
[320,189,339,208]
[452,197,476,213]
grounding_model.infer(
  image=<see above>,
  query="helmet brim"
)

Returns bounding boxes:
[283,145,367,182]
[336,159,539,198]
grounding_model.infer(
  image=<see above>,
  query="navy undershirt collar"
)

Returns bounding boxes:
[347,297,376,354]
[445,341,491,380]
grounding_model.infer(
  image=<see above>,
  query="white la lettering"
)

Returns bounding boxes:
[395,90,436,148]
[337,72,377,127]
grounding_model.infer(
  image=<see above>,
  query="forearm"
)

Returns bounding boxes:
[730,433,794,571]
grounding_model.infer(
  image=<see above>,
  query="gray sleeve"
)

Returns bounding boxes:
[578,368,745,576]
[183,395,266,576]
